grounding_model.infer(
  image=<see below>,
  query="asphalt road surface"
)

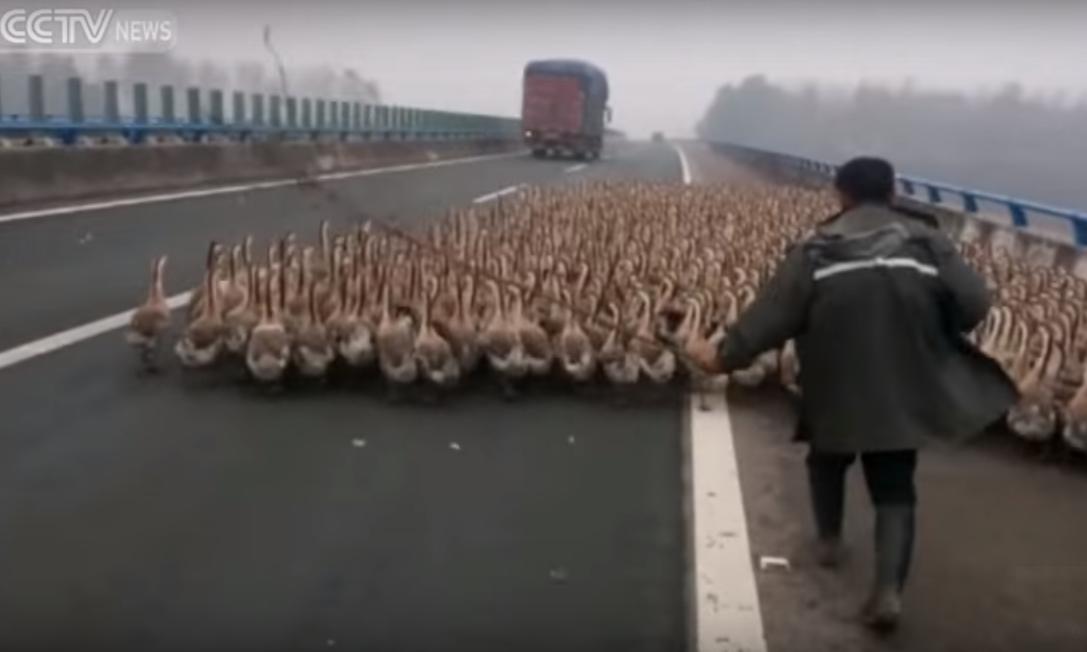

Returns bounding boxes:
[3,141,1086,652]
[0,143,689,652]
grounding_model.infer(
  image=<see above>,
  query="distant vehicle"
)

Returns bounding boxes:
[651,131,665,143]
[522,59,610,160]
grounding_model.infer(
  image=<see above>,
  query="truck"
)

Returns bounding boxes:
[521,59,610,160]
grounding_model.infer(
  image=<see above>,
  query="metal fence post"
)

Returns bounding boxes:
[926,185,942,204]
[315,99,325,129]
[133,83,149,123]
[962,192,979,213]
[251,93,264,126]
[29,75,46,121]
[270,95,282,128]
[232,91,245,124]
[352,102,361,131]
[286,97,297,128]
[301,98,312,128]
[1072,217,1087,247]
[104,80,120,123]
[1008,203,1028,228]
[208,89,224,126]
[186,87,201,124]
[66,77,83,123]
[160,85,175,123]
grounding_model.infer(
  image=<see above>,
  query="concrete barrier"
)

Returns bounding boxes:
[0,139,523,208]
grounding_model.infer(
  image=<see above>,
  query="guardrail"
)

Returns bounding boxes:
[0,73,521,146]
[711,142,1087,247]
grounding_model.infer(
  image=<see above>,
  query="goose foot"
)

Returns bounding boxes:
[136,346,165,375]
[500,378,519,401]
[253,380,286,397]
[697,392,712,411]
[611,388,632,408]
[385,383,408,404]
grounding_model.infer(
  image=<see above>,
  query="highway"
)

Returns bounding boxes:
[0,143,690,652]
[1,141,1086,652]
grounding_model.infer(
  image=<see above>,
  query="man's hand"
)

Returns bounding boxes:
[684,338,722,374]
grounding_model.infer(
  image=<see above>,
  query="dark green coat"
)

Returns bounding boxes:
[719,203,1017,453]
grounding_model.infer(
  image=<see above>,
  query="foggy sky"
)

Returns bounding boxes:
[24,0,1081,138]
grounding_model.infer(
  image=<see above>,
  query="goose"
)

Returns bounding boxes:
[223,264,259,356]
[292,279,336,379]
[480,279,527,397]
[176,242,225,368]
[126,255,171,370]
[376,265,418,398]
[444,273,482,376]
[514,275,553,377]
[631,290,675,385]
[335,268,376,369]
[246,267,290,383]
[557,289,597,383]
[600,302,640,389]
[680,295,728,411]
[414,275,461,388]
[1061,362,1087,454]
[220,245,247,316]
[1007,323,1060,446]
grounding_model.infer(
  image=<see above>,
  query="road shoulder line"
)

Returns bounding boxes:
[687,394,767,652]
[0,151,524,225]
[676,141,767,652]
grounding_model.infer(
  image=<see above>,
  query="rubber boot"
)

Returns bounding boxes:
[807,457,847,568]
[863,504,915,631]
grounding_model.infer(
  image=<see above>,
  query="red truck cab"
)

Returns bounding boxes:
[522,59,610,160]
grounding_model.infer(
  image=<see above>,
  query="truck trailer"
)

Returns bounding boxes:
[521,59,610,160]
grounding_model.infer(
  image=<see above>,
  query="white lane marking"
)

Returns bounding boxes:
[564,163,587,174]
[472,183,524,204]
[673,142,693,184]
[688,394,767,652]
[0,151,523,225]
[0,291,192,371]
[677,141,766,651]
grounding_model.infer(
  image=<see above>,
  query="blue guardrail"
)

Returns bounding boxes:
[713,142,1087,247]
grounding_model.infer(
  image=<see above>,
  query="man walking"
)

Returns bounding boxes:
[687,157,1017,630]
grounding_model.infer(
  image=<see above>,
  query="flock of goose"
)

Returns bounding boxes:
[966,242,1087,456]
[126,180,1087,458]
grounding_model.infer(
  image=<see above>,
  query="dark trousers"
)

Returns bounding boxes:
[807,448,918,590]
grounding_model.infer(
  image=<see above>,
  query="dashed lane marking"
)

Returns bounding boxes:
[564,164,587,174]
[0,292,193,371]
[472,184,524,204]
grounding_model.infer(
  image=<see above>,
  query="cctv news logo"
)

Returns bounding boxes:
[0,8,176,52]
